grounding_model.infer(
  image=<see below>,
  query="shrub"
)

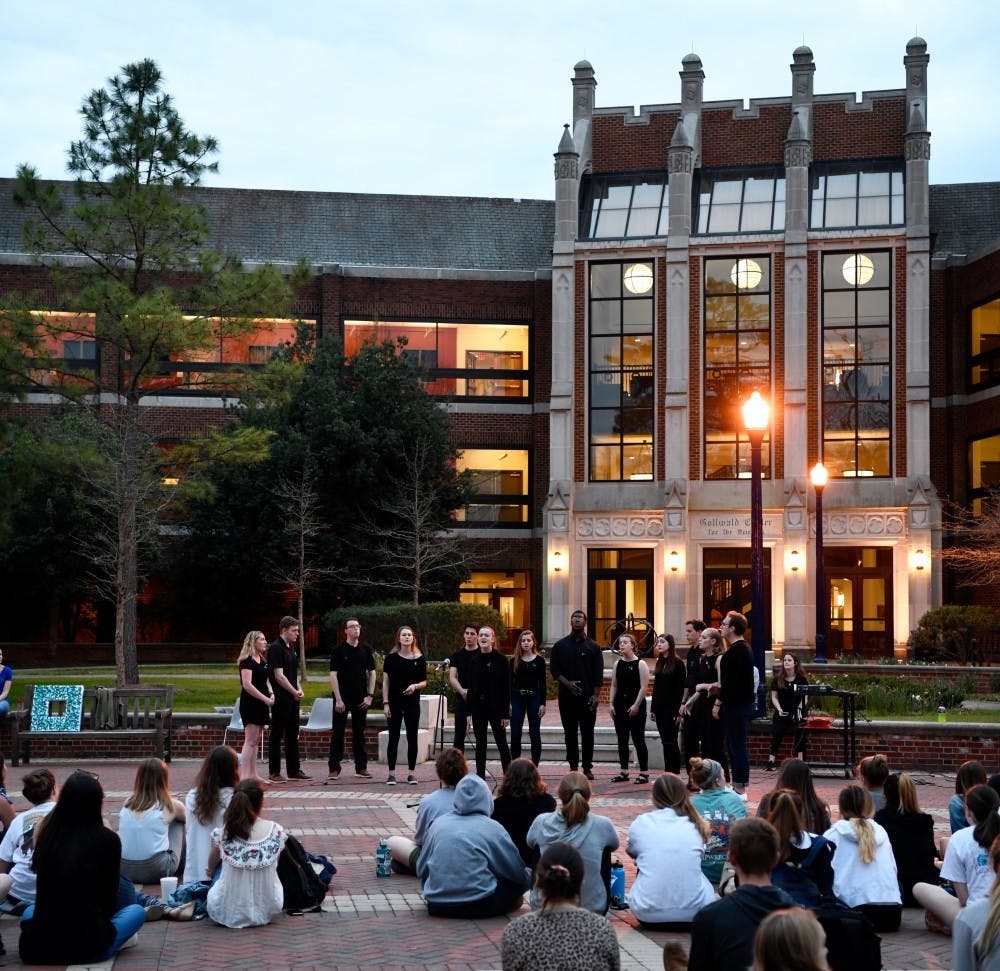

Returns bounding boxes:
[909,605,1000,665]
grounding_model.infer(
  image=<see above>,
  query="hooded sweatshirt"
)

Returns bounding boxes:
[822,817,901,907]
[526,808,619,913]
[417,775,529,904]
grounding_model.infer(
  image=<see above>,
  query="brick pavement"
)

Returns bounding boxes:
[0,757,963,970]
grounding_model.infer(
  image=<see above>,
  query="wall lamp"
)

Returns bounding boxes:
[788,549,802,573]
[913,549,928,571]
[552,551,564,573]
[668,550,681,573]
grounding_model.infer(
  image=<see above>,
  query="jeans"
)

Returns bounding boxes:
[269,700,301,776]
[510,690,543,764]
[329,703,369,773]
[22,902,146,962]
[386,695,420,771]
[558,692,597,772]
[655,715,682,774]
[471,712,511,778]
[612,699,648,772]
[723,702,757,786]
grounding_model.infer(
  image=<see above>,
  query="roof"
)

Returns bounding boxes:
[930,182,1000,259]
[0,179,556,273]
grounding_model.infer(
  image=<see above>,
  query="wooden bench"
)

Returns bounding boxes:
[11,684,174,766]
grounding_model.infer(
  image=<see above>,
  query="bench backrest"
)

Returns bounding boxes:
[23,684,174,729]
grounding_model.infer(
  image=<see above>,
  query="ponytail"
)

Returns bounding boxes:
[222,778,264,841]
[557,772,592,828]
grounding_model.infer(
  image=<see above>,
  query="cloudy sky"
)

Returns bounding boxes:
[2,1,996,201]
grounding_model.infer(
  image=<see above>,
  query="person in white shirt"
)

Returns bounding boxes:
[118,758,186,883]
[0,769,57,908]
[183,746,239,884]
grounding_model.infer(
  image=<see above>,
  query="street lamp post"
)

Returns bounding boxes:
[811,462,829,663]
[742,391,769,714]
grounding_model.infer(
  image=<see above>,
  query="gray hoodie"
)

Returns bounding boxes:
[417,775,530,904]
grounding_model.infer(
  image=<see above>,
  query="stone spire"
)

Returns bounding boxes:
[553,124,579,245]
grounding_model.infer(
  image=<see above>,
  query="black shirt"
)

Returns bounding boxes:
[510,654,546,697]
[719,639,755,707]
[466,650,511,717]
[549,633,604,701]
[330,640,376,707]
[448,646,480,688]
[612,658,644,711]
[383,652,427,705]
[651,657,686,717]
[267,636,300,706]
[770,673,809,715]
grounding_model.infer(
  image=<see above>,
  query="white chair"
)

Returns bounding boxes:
[222,698,243,748]
[302,697,334,733]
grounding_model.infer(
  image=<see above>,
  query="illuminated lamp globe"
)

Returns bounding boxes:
[623,263,654,294]
[842,253,875,286]
[730,258,762,290]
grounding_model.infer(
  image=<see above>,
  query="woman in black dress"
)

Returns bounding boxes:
[382,625,428,785]
[509,628,547,765]
[766,653,809,769]
[609,633,650,784]
[238,630,274,781]
[649,633,686,774]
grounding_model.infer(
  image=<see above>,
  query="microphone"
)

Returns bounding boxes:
[431,659,450,671]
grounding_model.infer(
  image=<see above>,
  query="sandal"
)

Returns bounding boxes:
[164,901,196,922]
[634,773,649,784]
[611,772,630,783]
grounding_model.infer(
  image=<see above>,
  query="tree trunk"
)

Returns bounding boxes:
[115,402,141,686]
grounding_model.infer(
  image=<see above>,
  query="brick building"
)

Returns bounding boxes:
[2,37,999,655]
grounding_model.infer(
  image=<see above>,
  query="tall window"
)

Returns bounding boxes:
[580,174,669,240]
[454,448,531,527]
[969,434,1000,516]
[810,162,904,229]
[344,320,530,399]
[27,312,98,387]
[696,169,786,234]
[703,256,771,479]
[589,261,654,481]
[822,252,891,477]
[970,297,1000,389]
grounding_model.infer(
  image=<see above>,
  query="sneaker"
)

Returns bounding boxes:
[407,774,417,785]
[583,769,595,781]
[735,788,749,802]
[765,761,777,772]
[268,774,287,784]
[289,770,311,780]
[121,933,139,950]
[386,774,397,785]
[325,769,341,785]
[356,769,373,779]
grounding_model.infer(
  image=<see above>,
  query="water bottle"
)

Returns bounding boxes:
[609,858,625,909]
[938,706,947,724]
[376,838,392,877]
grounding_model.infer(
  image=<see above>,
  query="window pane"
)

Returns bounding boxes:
[705,443,739,480]
[824,198,856,227]
[705,259,738,294]
[739,331,770,365]
[624,370,653,408]
[591,301,622,334]
[594,207,628,237]
[631,182,664,207]
[627,206,660,236]
[590,264,622,298]
[623,443,653,480]
[590,446,621,481]
[739,294,770,325]
[590,371,620,407]
[708,204,741,234]
[743,178,773,203]
[706,296,738,331]
[740,202,773,231]
[858,195,890,226]
[826,173,857,199]
[824,402,854,432]
[706,333,736,366]
[590,409,620,441]
[712,181,743,204]
[623,300,653,332]
[622,336,653,367]
[823,439,856,477]
[857,401,890,434]
[858,290,890,326]
[856,327,890,362]
[591,337,621,369]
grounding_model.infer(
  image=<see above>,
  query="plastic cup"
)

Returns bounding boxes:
[160,876,178,903]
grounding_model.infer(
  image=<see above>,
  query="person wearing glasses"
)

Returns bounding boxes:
[328,617,377,781]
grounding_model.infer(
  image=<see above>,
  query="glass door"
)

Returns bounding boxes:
[587,549,654,649]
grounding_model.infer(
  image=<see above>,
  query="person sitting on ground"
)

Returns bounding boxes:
[526,771,620,914]
[183,745,239,884]
[206,778,287,928]
[823,784,902,932]
[752,906,831,971]
[0,756,18,842]
[492,758,557,868]
[417,773,530,918]
[0,769,57,912]
[500,841,620,971]
[763,789,835,907]
[915,783,1000,932]
[388,747,469,874]
[759,759,831,835]
[626,773,716,925]
[951,761,989,834]
[690,756,747,887]
[19,771,146,965]
[688,817,795,971]
[952,833,1000,971]
[855,754,890,813]
[119,757,186,884]
[873,772,939,907]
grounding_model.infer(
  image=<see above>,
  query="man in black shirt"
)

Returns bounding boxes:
[328,617,377,781]
[549,610,604,780]
[680,618,707,778]
[267,615,307,783]
[447,623,480,754]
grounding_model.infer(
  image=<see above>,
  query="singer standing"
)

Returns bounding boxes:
[550,610,604,780]
[382,626,428,785]
[328,618,377,781]
[465,626,511,778]
[448,624,480,754]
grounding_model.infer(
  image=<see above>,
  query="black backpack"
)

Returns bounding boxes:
[813,895,882,971]
[277,834,329,913]
[770,836,829,908]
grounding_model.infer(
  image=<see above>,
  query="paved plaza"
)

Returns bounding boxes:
[0,750,961,971]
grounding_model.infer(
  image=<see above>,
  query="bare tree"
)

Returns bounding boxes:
[941,493,1000,586]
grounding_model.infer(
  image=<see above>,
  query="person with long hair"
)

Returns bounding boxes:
[609,633,650,784]
[952,761,989,833]
[626,773,716,925]
[237,629,274,781]
[492,758,556,867]
[183,745,240,884]
[500,842,620,971]
[466,625,512,778]
[509,628,547,765]
[206,778,287,928]
[767,654,809,770]
[915,784,1000,931]
[118,757,186,883]
[683,626,730,787]
[526,771,619,914]
[690,756,748,886]
[650,633,686,774]
[18,771,146,965]
[752,907,831,971]
[759,759,831,835]
[856,753,891,813]
[952,834,1000,971]
[382,625,428,785]
[823,784,901,931]
[763,789,835,905]
[873,772,939,906]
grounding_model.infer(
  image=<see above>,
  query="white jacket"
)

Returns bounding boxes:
[626,807,716,923]
[822,817,901,907]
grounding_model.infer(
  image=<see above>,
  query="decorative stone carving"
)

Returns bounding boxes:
[820,513,906,538]
[908,478,933,529]
[784,143,812,168]
[905,135,931,161]
[545,481,571,533]
[668,150,693,174]
[663,480,687,532]
[576,516,664,539]
[784,479,808,532]
[554,157,579,180]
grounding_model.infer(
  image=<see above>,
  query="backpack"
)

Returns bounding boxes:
[277,834,329,912]
[814,895,882,971]
[770,836,828,908]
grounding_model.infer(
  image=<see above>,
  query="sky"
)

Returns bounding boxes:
[2,1,998,202]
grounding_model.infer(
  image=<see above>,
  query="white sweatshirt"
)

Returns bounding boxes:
[822,817,901,907]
